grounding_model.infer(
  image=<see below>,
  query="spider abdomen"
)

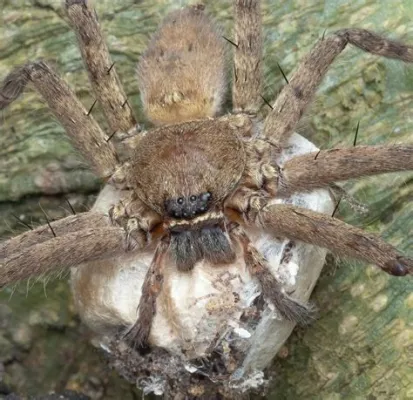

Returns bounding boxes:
[137,5,226,126]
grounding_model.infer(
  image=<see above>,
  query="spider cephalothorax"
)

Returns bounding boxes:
[128,119,246,211]
[1,0,413,397]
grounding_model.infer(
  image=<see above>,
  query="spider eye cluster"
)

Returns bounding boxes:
[165,192,212,219]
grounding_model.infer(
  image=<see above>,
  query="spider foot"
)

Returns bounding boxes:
[266,291,317,326]
[258,267,317,325]
[383,257,413,277]
[233,226,316,326]
[123,319,152,354]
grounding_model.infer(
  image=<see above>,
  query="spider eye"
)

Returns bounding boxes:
[200,192,211,202]
[165,192,212,220]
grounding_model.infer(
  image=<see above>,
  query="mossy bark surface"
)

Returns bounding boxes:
[1,0,413,398]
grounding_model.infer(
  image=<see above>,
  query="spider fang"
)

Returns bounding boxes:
[167,210,235,271]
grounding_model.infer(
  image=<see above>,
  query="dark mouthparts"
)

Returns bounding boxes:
[170,225,236,271]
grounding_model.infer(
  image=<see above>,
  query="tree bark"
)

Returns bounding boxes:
[1,0,413,398]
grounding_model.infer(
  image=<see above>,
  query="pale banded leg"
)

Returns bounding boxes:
[0,212,109,259]
[123,239,170,350]
[263,29,413,150]
[232,0,263,114]
[246,203,413,276]
[0,226,127,288]
[65,0,137,134]
[0,62,119,177]
[233,227,315,325]
[279,145,413,196]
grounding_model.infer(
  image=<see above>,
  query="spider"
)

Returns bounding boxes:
[1,0,413,396]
